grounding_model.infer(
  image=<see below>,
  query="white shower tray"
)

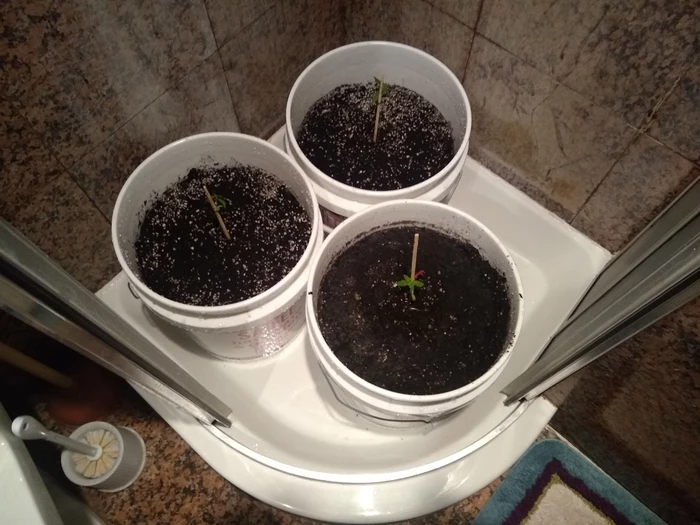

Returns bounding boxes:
[97,128,609,523]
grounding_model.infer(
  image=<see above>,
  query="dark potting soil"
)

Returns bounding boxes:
[316,225,511,396]
[135,164,312,307]
[297,82,455,191]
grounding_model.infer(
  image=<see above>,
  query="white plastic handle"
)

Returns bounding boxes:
[12,415,100,457]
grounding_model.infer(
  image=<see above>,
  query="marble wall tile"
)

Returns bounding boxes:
[465,37,634,219]
[0,96,63,220]
[1,0,216,168]
[0,0,81,96]
[424,0,482,28]
[204,0,278,48]
[572,134,699,252]
[546,298,700,523]
[71,53,239,220]
[477,0,609,79]
[346,0,474,79]
[478,0,699,126]
[11,173,121,292]
[648,62,700,163]
[220,0,345,138]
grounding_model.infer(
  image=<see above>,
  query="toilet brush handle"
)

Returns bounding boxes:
[12,416,100,457]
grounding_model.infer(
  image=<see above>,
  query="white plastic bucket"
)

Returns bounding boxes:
[306,200,523,427]
[286,41,472,231]
[112,133,322,360]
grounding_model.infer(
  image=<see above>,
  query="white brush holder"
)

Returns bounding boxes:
[60,421,146,492]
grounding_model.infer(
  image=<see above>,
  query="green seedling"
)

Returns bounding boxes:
[396,271,424,301]
[373,77,391,103]
[372,77,391,142]
[210,193,229,213]
[203,185,231,240]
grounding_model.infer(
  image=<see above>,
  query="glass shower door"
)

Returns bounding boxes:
[0,218,232,426]
[502,177,700,403]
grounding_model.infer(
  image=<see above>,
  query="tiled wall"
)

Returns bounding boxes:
[1,0,344,292]
[346,0,699,253]
[345,0,700,522]
[3,0,695,289]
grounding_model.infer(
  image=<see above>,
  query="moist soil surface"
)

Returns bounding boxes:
[316,224,511,396]
[297,82,454,191]
[135,164,311,307]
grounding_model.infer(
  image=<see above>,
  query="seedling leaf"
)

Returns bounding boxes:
[211,193,229,213]
[396,273,424,301]
[372,77,391,104]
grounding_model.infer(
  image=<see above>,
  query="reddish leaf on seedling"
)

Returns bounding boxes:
[414,270,424,279]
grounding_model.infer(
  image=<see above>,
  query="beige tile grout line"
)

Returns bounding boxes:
[568,133,638,226]
[205,0,282,137]
[212,1,281,51]
[422,0,481,30]
[61,50,222,225]
[637,72,686,136]
[62,2,281,225]
[570,68,690,225]
[460,0,486,85]
[466,33,699,169]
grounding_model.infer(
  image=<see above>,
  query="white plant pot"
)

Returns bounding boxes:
[112,133,322,360]
[286,41,472,231]
[306,200,523,427]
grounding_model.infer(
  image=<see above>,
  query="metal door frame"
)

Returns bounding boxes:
[502,176,700,403]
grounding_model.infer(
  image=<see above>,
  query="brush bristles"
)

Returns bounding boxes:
[71,429,120,478]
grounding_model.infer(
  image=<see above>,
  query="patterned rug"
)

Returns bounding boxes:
[473,439,665,525]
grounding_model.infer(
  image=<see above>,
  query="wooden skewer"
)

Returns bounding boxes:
[203,185,231,240]
[411,233,419,279]
[372,78,385,143]
[0,342,73,389]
